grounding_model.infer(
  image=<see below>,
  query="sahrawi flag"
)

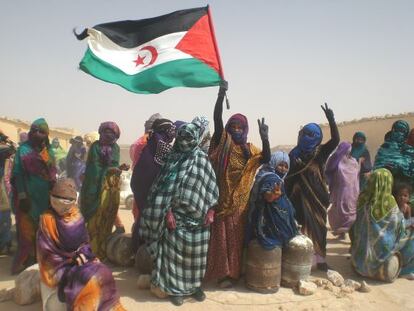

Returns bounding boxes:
[75,6,224,94]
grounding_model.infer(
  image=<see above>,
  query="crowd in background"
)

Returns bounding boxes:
[1,86,414,308]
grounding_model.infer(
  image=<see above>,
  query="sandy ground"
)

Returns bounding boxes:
[1,206,413,311]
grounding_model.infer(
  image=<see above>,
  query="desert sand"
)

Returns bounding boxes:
[1,206,413,311]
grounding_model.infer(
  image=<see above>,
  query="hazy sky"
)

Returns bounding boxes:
[1,0,413,146]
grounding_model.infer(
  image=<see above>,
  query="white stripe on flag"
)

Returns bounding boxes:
[87,29,192,75]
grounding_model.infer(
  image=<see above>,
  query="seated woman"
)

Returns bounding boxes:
[246,172,298,250]
[350,168,414,282]
[37,178,125,310]
[139,120,219,306]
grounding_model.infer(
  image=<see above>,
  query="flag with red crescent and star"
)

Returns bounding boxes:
[75,6,225,94]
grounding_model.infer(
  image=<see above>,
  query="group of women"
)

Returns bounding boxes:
[1,84,414,309]
[0,119,127,310]
[129,85,342,306]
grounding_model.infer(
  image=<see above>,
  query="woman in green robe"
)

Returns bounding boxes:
[80,122,129,260]
[11,118,56,274]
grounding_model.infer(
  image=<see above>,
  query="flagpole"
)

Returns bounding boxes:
[207,5,229,109]
[207,5,224,79]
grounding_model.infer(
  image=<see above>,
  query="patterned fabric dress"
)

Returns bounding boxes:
[205,131,262,280]
[139,122,219,296]
[11,120,56,274]
[246,173,298,250]
[285,122,339,258]
[0,143,14,252]
[350,169,414,279]
[37,208,125,310]
[374,120,411,178]
[80,141,120,260]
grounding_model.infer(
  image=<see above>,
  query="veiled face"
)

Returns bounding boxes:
[31,128,48,144]
[354,137,365,145]
[263,184,282,202]
[50,195,76,216]
[229,121,243,134]
[175,124,198,152]
[302,128,316,139]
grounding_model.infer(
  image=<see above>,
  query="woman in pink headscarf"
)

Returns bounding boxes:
[325,141,360,239]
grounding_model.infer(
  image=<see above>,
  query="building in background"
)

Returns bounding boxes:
[0,116,78,149]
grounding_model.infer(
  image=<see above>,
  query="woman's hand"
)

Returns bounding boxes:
[119,163,130,171]
[204,209,215,227]
[258,118,269,141]
[165,210,176,231]
[74,253,88,266]
[321,103,335,122]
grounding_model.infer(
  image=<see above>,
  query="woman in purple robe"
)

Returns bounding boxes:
[66,136,86,191]
[37,178,125,311]
[325,141,360,239]
[130,119,175,250]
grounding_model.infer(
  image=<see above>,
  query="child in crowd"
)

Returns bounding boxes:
[394,182,412,220]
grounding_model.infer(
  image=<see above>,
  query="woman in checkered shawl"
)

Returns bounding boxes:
[139,119,219,306]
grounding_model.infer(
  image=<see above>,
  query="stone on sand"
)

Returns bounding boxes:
[137,274,151,290]
[298,280,317,296]
[0,287,14,302]
[359,281,371,293]
[327,269,344,287]
[344,279,361,290]
[13,264,41,305]
[312,278,331,288]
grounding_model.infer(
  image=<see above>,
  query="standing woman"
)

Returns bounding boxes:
[285,104,339,271]
[11,118,57,274]
[0,131,15,254]
[130,119,176,249]
[50,138,67,175]
[83,131,99,158]
[130,113,162,169]
[140,120,219,306]
[129,113,162,220]
[351,132,372,191]
[205,84,271,287]
[66,136,86,191]
[374,120,411,177]
[80,122,129,260]
[325,142,360,240]
[130,119,176,213]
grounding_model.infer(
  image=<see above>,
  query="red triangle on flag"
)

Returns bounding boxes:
[175,14,221,74]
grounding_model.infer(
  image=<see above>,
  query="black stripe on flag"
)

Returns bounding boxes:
[93,6,208,48]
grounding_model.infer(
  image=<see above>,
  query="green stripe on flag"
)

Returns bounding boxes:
[79,48,221,94]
